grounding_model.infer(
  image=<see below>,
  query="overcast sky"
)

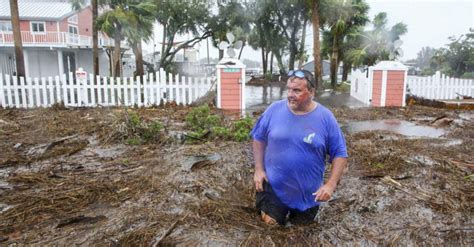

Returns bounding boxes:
[143,0,473,63]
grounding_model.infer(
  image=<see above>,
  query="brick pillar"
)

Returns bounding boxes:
[216,58,246,115]
[370,61,408,107]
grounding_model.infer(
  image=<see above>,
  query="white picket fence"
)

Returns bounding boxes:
[0,68,215,108]
[407,71,473,100]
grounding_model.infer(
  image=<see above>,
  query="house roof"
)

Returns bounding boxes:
[0,0,79,21]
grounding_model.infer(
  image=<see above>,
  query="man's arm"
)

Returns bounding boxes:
[313,157,347,201]
[253,139,267,192]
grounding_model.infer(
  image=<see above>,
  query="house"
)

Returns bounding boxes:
[0,0,122,78]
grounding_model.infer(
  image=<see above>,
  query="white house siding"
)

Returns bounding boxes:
[75,50,110,77]
[27,49,59,78]
[0,50,15,75]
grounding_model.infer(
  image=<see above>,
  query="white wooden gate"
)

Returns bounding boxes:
[349,68,372,105]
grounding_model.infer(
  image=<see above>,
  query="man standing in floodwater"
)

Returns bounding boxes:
[250,69,348,225]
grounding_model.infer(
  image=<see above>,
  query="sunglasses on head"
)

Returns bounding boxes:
[287,70,314,88]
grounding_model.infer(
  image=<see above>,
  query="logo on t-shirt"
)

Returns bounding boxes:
[303,133,315,144]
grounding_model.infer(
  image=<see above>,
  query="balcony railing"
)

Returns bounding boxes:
[0,31,126,48]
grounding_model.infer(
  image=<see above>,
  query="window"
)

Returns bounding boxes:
[31,22,45,33]
[0,21,13,32]
[68,25,78,35]
[68,15,78,24]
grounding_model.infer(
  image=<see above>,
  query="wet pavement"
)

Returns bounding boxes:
[245,85,367,112]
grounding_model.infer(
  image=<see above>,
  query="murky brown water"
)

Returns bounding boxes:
[344,119,446,138]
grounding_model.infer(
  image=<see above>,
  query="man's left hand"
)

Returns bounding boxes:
[312,183,336,202]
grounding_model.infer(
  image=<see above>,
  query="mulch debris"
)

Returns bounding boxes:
[0,104,472,245]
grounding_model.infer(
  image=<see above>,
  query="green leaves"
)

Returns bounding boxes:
[119,110,165,145]
[184,105,254,142]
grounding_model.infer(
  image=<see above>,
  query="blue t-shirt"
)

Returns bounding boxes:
[250,99,348,211]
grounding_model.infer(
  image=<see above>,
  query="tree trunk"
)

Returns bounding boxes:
[238,42,245,60]
[270,52,274,75]
[342,62,351,82]
[112,28,122,78]
[312,0,322,91]
[298,16,308,69]
[133,41,144,81]
[261,47,267,75]
[330,34,338,88]
[288,14,301,71]
[106,49,112,76]
[219,49,224,60]
[274,49,285,75]
[288,39,297,71]
[92,0,98,81]
[161,23,166,67]
[9,0,25,77]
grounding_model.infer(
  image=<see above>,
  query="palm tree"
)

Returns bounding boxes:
[322,0,369,88]
[95,0,157,78]
[95,1,132,78]
[9,0,25,77]
[311,0,322,90]
[91,0,99,78]
[348,12,407,67]
[123,1,156,78]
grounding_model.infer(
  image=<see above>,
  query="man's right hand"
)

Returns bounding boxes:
[254,168,268,192]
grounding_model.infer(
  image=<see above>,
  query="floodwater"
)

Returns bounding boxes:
[343,119,446,138]
[245,85,366,111]
[245,85,286,109]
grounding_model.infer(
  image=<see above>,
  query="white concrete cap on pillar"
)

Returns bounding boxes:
[372,61,408,71]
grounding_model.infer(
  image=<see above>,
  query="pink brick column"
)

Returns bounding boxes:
[370,61,408,107]
[216,58,246,115]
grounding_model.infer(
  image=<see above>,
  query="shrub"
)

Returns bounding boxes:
[185,104,222,140]
[184,105,254,142]
[461,72,474,79]
[232,116,253,141]
[115,110,165,145]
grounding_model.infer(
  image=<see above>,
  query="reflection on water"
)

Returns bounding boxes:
[343,120,445,138]
[245,85,286,109]
[245,85,367,110]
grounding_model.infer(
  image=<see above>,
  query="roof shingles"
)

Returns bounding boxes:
[0,0,76,20]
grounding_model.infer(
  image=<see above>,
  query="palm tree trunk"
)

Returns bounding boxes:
[219,50,224,60]
[133,41,144,80]
[342,62,351,82]
[237,41,245,60]
[161,23,166,65]
[112,28,122,78]
[261,47,267,75]
[312,0,321,90]
[270,52,274,75]
[288,15,300,71]
[274,50,285,75]
[288,39,297,71]
[92,0,99,81]
[330,34,338,88]
[9,0,25,77]
[298,16,308,69]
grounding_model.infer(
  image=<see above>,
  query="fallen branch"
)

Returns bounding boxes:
[121,166,144,174]
[381,176,430,202]
[151,212,190,247]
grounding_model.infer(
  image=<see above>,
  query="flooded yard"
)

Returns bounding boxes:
[0,104,472,245]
